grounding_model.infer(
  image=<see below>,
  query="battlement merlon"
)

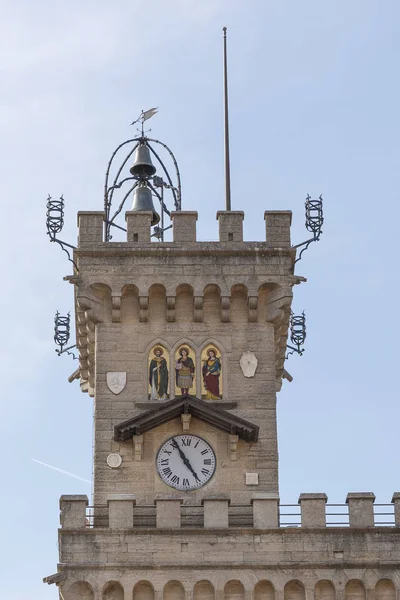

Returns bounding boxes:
[76,209,293,249]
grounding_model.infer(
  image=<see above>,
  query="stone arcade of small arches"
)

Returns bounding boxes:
[63,578,398,600]
[83,281,286,325]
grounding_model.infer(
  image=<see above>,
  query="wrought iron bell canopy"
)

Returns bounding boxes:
[104,111,182,241]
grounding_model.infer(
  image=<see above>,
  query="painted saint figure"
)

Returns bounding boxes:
[202,348,222,399]
[149,347,169,400]
[175,347,195,395]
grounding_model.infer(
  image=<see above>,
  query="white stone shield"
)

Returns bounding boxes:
[240,352,258,378]
[106,372,127,395]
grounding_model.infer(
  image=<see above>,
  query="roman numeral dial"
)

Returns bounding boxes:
[156,435,216,491]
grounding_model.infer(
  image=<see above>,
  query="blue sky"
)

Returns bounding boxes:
[1,0,399,598]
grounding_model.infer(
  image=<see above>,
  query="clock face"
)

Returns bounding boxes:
[156,434,216,491]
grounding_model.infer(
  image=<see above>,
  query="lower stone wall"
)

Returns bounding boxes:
[58,528,400,599]
[60,569,399,600]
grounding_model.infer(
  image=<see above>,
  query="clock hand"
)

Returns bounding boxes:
[171,438,200,482]
[171,439,195,474]
[171,439,194,472]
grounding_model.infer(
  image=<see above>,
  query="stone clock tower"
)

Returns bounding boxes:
[66,202,292,508]
[44,134,400,600]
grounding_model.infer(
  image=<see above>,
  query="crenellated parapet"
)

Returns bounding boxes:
[77,209,293,246]
[59,491,400,531]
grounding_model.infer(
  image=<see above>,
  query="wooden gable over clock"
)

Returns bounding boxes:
[114,395,259,442]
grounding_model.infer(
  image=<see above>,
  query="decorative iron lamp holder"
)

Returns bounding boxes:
[46,194,77,271]
[286,194,324,360]
[54,311,77,360]
[286,311,306,359]
[293,194,324,265]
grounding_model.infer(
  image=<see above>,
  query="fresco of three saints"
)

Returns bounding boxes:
[148,344,222,400]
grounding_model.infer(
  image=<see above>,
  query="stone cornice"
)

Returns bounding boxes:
[59,526,400,535]
[57,560,400,570]
[74,243,296,261]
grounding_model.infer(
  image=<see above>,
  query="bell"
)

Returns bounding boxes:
[131,183,160,226]
[129,143,157,178]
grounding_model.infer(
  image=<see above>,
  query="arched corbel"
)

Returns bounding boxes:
[74,298,103,399]
[76,292,104,324]
[265,285,293,391]
[193,296,204,322]
[85,314,96,345]
[265,286,293,324]
[111,295,122,323]
[166,295,176,322]
[248,296,258,322]
[221,296,231,322]
[139,296,149,322]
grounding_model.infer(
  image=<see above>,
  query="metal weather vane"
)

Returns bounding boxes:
[130,107,159,130]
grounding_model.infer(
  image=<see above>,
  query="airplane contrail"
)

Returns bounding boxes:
[32,459,92,485]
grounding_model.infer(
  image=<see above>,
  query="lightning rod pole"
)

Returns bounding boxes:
[223,27,232,211]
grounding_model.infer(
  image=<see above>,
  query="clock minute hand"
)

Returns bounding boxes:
[171,438,200,482]
[171,438,193,470]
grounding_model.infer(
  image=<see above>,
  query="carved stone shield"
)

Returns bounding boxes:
[240,352,258,378]
[106,372,127,395]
